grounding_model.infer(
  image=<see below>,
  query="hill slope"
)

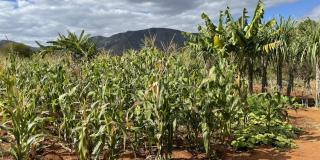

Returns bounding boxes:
[0,40,35,50]
[0,40,12,47]
[0,40,35,57]
[90,28,187,54]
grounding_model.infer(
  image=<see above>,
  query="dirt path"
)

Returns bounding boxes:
[285,108,320,160]
[224,108,320,160]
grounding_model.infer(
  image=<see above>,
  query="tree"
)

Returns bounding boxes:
[186,0,278,95]
[305,24,320,106]
[185,11,225,68]
[270,17,296,93]
[258,21,278,93]
[36,30,97,59]
[297,19,320,106]
[284,41,302,97]
[298,19,318,105]
[223,0,277,94]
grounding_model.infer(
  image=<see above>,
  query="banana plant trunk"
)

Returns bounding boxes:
[316,59,320,107]
[305,80,311,107]
[276,55,283,93]
[248,59,254,95]
[286,66,294,98]
[261,56,268,93]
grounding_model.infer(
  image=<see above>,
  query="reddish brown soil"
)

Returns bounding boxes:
[253,84,315,98]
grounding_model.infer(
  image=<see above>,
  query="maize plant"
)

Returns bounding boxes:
[0,56,44,160]
[197,58,240,155]
[58,85,79,143]
[0,12,302,159]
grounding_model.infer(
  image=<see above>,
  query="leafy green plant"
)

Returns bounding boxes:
[58,85,79,143]
[0,4,312,158]
[0,58,44,160]
[37,30,97,60]
[231,93,299,150]
[197,58,240,154]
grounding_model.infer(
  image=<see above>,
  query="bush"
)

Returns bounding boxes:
[231,93,300,150]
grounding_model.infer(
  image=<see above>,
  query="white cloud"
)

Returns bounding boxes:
[308,5,320,19]
[0,0,298,46]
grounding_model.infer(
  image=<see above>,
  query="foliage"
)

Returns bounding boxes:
[198,58,240,154]
[0,55,44,160]
[0,0,313,159]
[231,93,299,150]
[185,0,281,94]
[36,30,97,60]
[0,43,300,159]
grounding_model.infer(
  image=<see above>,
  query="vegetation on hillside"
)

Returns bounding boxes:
[0,42,33,57]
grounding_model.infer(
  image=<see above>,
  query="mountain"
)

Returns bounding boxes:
[1,28,189,56]
[0,40,35,57]
[0,40,35,50]
[0,40,12,47]
[90,28,187,54]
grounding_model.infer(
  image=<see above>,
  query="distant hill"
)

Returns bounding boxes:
[0,28,189,56]
[0,40,12,47]
[89,28,187,54]
[0,40,35,50]
[0,40,35,57]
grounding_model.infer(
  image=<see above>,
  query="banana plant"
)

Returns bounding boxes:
[185,11,225,69]
[187,0,278,95]
[223,0,276,94]
[36,30,97,60]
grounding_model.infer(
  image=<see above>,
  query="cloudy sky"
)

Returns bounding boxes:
[0,0,319,46]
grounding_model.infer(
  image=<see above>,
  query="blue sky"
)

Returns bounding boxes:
[265,0,320,19]
[0,0,319,45]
